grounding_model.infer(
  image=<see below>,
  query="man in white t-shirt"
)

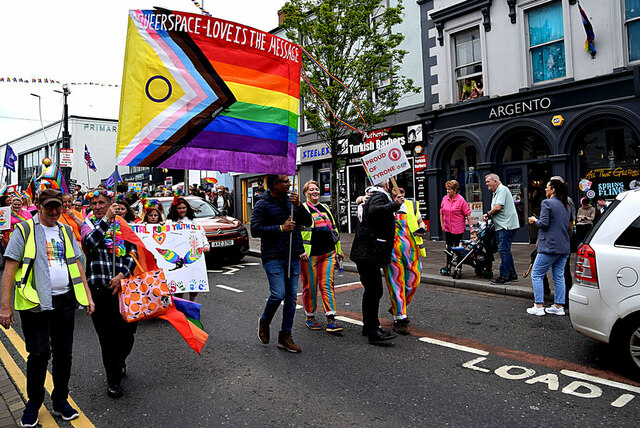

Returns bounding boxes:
[0,189,94,427]
[484,173,520,285]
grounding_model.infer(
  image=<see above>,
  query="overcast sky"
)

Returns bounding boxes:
[0,0,288,144]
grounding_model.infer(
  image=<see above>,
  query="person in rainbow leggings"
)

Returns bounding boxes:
[299,180,344,333]
[384,187,427,335]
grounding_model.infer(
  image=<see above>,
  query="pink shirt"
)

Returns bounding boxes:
[440,194,471,234]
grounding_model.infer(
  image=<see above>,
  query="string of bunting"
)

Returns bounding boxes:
[298,45,368,135]
[0,77,119,87]
[190,0,211,17]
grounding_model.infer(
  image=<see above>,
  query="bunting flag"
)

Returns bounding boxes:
[84,144,97,171]
[578,2,596,58]
[0,77,119,87]
[116,9,301,175]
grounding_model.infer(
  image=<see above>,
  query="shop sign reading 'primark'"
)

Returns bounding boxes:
[488,97,552,119]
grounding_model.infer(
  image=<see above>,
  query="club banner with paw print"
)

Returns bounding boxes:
[130,223,209,293]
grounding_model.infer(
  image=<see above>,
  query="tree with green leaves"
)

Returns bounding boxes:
[280,0,420,215]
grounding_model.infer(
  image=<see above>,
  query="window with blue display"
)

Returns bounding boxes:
[528,2,565,83]
[626,0,640,62]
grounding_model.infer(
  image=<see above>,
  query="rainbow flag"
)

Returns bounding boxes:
[37,163,69,194]
[116,9,301,175]
[203,177,217,185]
[159,297,208,354]
[578,2,596,58]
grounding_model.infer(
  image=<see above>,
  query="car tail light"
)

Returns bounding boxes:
[575,244,598,288]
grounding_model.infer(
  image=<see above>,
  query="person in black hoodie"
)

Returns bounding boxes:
[350,181,404,344]
[251,175,311,353]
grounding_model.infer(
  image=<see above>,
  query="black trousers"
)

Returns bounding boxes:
[445,232,463,265]
[355,260,384,335]
[20,291,76,406]
[90,287,137,385]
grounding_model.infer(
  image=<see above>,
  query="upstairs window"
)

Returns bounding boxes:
[626,0,640,62]
[454,28,483,102]
[528,2,565,83]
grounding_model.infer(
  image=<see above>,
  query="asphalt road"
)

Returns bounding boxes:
[1,255,638,427]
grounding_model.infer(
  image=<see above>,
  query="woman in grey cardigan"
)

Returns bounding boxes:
[526,179,571,316]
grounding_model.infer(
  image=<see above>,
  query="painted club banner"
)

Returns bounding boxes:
[116,9,301,175]
[0,207,10,231]
[130,223,210,293]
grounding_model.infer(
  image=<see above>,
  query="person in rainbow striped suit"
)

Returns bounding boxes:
[299,180,344,333]
[384,187,427,335]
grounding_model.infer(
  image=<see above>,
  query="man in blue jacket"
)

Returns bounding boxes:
[251,175,311,353]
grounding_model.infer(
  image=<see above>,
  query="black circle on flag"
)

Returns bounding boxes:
[145,76,172,103]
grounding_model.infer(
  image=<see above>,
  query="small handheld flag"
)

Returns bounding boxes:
[104,169,122,189]
[84,144,97,171]
[3,145,17,172]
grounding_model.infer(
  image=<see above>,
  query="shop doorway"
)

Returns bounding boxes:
[497,130,552,242]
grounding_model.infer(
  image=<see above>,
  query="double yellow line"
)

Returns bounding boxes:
[0,327,94,427]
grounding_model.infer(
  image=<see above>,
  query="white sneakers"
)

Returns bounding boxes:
[526,305,545,316]
[545,305,565,316]
[526,305,565,316]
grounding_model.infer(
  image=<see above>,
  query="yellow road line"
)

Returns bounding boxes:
[0,327,95,427]
[0,337,59,427]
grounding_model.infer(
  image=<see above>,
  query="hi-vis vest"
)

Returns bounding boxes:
[405,200,426,257]
[301,203,342,256]
[13,219,88,310]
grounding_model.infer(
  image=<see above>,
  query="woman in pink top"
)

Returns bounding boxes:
[440,180,474,266]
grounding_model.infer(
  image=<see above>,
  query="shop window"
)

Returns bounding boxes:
[626,0,640,62]
[576,119,640,198]
[449,141,480,203]
[528,2,565,83]
[454,28,483,101]
[371,0,390,35]
[501,131,550,162]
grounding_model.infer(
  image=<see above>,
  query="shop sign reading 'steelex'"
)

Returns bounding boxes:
[488,97,551,119]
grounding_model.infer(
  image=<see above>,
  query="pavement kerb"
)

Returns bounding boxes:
[245,249,537,300]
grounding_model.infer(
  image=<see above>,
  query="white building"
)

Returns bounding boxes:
[0,115,233,192]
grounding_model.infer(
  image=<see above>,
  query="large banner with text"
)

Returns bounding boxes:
[130,223,209,293]
[116,9,301,175]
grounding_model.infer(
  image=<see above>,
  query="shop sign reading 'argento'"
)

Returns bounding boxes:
[488,97,552,119]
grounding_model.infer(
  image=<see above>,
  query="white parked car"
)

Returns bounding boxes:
[570,188,640,377]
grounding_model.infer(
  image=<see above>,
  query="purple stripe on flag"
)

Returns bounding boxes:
[186,131,289,156]
[160,142,297,175]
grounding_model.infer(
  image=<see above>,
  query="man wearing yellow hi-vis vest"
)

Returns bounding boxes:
[0,189,94,427]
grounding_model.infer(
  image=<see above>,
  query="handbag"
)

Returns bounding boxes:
[307,202,339,244]
[119,252,173,323]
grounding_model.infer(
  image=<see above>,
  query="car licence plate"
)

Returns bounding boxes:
[211,240,233,248]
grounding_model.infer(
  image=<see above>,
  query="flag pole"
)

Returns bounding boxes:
[288,196,293,278]
[112,165,118,277]
[86,163,91,188]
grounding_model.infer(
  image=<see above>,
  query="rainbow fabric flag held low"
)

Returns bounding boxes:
[159,297,208,354]
[116,9,301,175]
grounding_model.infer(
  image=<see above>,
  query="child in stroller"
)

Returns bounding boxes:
[440,220,494,279]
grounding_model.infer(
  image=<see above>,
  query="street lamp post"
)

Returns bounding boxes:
[54,84,72,185]
[30,93,50,156]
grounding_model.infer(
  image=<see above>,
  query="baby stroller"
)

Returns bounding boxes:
[440,220,494,279]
